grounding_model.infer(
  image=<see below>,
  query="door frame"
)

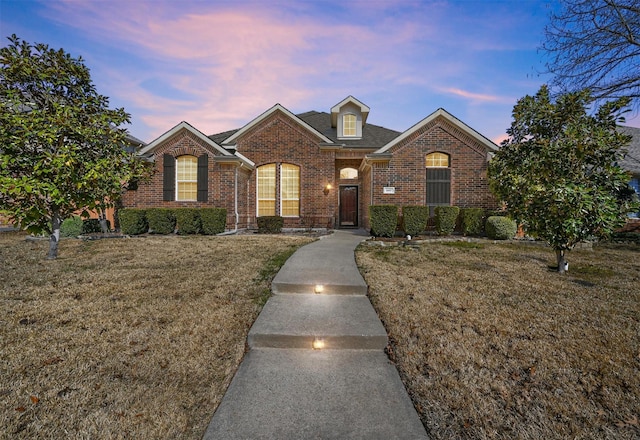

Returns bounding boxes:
[339,185,359,228]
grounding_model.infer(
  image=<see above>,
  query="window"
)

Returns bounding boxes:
[426,152,451,215]
[281,164,300,217]
[425,152,450,167]
[343,114,356,137]
[340,167,358,179]
[257,164,276,216]
[176,155,198,201]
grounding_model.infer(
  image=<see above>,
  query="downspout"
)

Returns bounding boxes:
[217,165,240,236]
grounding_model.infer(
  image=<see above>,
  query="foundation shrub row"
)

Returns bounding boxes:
[256,216,284,234]
[369,205,517,239]
[118,208,227,235]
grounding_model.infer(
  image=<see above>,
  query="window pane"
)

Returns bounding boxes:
[176,155,198,201]
[281,164,300,217]
[343,114,356,136]
[257,164,276,217]
[425,152,450,168]
[340,167,358,179]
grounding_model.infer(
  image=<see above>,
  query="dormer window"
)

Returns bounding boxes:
[343,114,356,137]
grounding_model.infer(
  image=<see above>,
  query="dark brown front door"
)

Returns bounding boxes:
[339,186,358,227]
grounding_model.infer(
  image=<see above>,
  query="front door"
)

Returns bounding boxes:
[339,186,358,227]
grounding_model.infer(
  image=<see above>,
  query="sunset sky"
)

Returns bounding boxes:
[3,0,635,144]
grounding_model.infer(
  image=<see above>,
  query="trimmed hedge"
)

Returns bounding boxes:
[435,206,460,236]
[257,216,284,234]
[60,216,83,237]
[370,205,398,238]
[402,206,429,236]
[147,208,176,234]
[175,208,201,235]
[201,208,227,235]
[118,209,148,235]
[461,208,485,236]
[81,218,111,234]
[486,216,517,240]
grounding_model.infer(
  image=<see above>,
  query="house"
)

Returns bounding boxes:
[122,96,501,231]
[618,126,640,219]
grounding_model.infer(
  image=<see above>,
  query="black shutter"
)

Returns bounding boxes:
[197,154,208,202]
[163,154,175,201]
[426,168,451,211]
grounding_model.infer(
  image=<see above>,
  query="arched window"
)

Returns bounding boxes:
[343,114,356,137]
[425,152,451,214]
[340,167,358,179]
[176,155,198,201]
[257,164,276,217]
[425,152,450,168]
[281,164,300,217]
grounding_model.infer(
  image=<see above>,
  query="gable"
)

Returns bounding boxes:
[223,104,332,146]
[138,121,231,158]
[375,109,498,156]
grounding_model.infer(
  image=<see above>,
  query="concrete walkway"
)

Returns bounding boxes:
[203,230,428,439]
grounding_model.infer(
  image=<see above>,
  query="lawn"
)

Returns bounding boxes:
[356,240,640,440]
[0,232,313,439]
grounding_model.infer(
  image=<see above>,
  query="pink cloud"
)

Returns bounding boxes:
[444,88,503,103]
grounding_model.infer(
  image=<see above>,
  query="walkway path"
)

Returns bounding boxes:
[203,229,428,439]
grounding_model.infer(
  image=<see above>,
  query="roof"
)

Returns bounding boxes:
[375,108,498,154]
[138,121,232,157]
[222,104,333,145]
[297,111,400,150]
[618,125,640,175]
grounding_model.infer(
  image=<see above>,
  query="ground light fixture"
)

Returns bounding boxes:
[314,284,324,294]
[312,338,325,350]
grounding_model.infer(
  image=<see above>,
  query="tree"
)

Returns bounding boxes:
[488,85,639,273]
[543,0,640,104]
[0,35,150,259]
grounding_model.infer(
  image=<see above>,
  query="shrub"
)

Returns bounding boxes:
[147,208,176,234]
[435,206,460,236]
[486,216,517,240]
[461,208,485,236]
[60,216,83,237]
[175,208,201,235]
[201,208,227,235]
[257,216,284,234]
[81,218,111,234]
[369,205,398,238]
[118,209,147,235]
[402,206,429,236]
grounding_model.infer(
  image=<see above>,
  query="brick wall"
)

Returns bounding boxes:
[235,111,337,229]
[366,117,498,227]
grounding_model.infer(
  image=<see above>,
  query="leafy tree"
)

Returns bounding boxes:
[543,0,640,103]
[488,85,639,273]
[0,35,150,258]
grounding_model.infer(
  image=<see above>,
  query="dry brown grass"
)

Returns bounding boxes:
[0,232,312,439]
[357,241,640,440]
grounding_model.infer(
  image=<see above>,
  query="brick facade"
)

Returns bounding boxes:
[123,98,499,232]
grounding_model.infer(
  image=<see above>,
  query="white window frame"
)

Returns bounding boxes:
[176,155,198,201]
[280,163,300,217]
[343,113,357,137]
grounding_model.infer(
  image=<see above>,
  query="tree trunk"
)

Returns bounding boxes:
[48,212,62,260]
[556,249,568,274]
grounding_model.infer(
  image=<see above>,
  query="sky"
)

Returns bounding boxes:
[3,0,635,144]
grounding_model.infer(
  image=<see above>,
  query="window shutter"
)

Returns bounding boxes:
[163,154,175,201]
[197,154,208,202]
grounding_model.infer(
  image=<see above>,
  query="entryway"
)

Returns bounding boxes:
[339,186,358,227]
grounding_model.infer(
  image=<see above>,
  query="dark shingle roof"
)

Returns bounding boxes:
[618,126,640,175]
[208,110,400,150]
[298,111,400,149]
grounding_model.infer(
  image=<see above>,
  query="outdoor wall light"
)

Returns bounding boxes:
[314,284,324,294]
[313,338,325,350]
[323,183,332,195]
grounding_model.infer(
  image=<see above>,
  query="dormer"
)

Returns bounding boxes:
[331,96,370,140]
